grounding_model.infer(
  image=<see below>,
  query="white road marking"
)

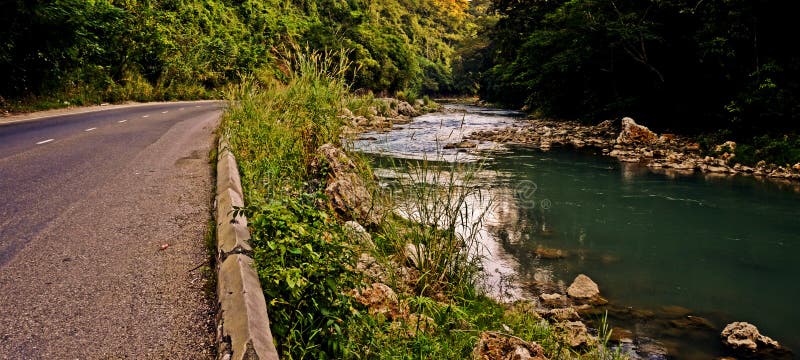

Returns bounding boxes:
[179,108,185,111]
[142,115,150,118]
[195,106,201,108]
[161,111,168,114]
[36,139,55,145]
[118,119,128,123]
[85,127,97,132]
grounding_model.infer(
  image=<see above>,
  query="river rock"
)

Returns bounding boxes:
[397,101,419,117]
[314,144,380,225]
[714,141,737,153]
[473,331,548,360]
[562,321,593,348]
[609,327,634,343]
[539,293,566,307]
[616,117,658,145]
[684,143,701,152]
[443,140,477,149]
[567,274,600,299]
[721,322,781,353]
[545,307,580,321]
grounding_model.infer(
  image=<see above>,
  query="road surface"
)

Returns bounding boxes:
[0,102,222,358]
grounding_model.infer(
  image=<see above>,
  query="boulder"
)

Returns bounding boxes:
[314,144,380,225]
[721,322,781,353]
[566,274,600,299]
[616,117,658,145]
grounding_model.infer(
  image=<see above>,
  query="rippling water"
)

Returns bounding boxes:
[354,104,800,359]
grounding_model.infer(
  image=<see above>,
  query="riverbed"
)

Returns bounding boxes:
[353,104,800,359]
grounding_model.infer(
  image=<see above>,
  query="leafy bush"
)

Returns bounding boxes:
[242,193,361,358]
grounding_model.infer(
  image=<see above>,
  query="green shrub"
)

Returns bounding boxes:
[241,193,362,358]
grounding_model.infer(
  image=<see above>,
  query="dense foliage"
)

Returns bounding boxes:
[476,0,799,139]
[0,0,472,109]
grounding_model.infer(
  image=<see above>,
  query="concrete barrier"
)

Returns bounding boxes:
[215,138,279,360]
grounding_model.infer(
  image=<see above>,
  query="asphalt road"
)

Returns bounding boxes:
[0,102,222,358]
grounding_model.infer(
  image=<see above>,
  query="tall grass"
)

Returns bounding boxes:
[379,157,490,298]
[221,48,350,200]
[221,49,367,359]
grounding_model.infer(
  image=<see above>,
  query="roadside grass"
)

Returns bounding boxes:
[220,48,627,359]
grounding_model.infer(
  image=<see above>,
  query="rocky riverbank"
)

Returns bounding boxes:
[466,117,800,184]
[342,97,440,135]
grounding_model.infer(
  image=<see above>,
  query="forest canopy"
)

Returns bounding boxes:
[474,0,800,137]
[0,0,471,105]
[2,0,798,141]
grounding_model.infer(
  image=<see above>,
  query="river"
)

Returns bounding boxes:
[353,104,800,359]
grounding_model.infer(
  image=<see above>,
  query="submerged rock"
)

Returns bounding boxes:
[609,327,634,343]
[534,246,568,259]
[721,322,782,353]
[539,293,567,307]
[566,274,600,299]
[669,315,716,330]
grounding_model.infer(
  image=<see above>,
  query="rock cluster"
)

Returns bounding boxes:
[342,98,438,133]
[473,332,548,360]
[468,117,800,182]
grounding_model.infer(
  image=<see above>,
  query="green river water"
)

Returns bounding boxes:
[355,105,800,359]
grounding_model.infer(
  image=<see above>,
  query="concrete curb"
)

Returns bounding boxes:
[215,138,279,360]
